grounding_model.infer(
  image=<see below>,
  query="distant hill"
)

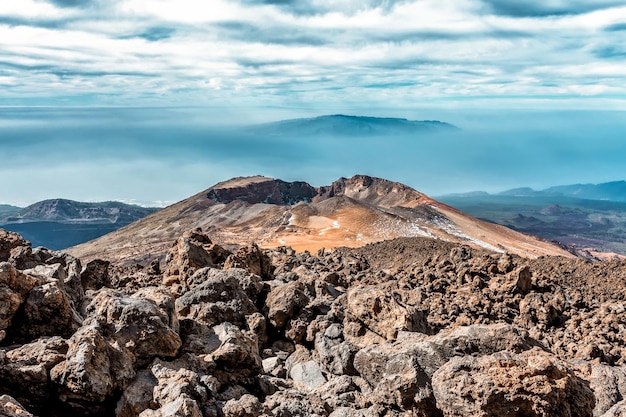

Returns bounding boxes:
[249,114,457,137]
[439,180,626,257]
[67,174,571,265]
[0,204,21,218]
[542,181,626,202]
[496,181,626,202]
[5,199,156,223]
[0,199,158,250]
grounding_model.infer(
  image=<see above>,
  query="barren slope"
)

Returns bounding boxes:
[67,175,574,264]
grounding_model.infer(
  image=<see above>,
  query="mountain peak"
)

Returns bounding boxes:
[68,174,573,264]
[251,114,457,137]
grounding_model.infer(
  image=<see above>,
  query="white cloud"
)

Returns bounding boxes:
[0,0,624,109]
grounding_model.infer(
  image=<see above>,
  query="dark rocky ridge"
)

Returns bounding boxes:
[207,179,318,205]
[2,227,626,416]
[206,175,425,208]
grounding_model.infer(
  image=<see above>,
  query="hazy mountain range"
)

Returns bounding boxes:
[249,114,457,137]
[448,180,626,202]
[439,181,626,257]
[0,199,157,250]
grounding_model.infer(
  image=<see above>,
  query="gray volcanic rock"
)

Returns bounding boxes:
[0,395,34,417]
[164,229,231,293]
[4,230,626,416]
[432,347,595,417]
[207,178,317,205]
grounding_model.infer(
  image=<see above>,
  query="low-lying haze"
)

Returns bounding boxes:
[2,107,625,207]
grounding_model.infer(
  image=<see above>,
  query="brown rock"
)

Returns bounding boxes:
[0,395,34,417]
[85,290,181,366]
[80,259,111,291]
[175,269,258,328]
[51,324,134,404]
[163,228,230,291]
[19,281,83,340]
[575,362,626,416]
[212,322,263,376]
[224,244,273,279]
[432,347,595,417]
[222,394,265,417]
[266,281,310,328]
[0,262,44,333]
[0,337,68,414]
[343,283,430,348]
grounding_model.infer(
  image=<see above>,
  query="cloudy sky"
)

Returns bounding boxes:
[2,0,626,109]
[1,0,626,206]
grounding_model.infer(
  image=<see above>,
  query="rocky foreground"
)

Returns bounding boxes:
[2,228,626,417]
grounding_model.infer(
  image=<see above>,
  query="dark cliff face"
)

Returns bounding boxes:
[207,175,425,208]
[206,179,318,205]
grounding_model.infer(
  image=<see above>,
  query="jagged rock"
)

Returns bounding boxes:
[266,281,309,328]
[85,290,181,366]
[51,324,134,405]
[601,401,626,417]
[81,259,111,291]
[139,397,203,417]
[313,375,371,411]
[212,322,263,377]
[290,360,327,389]
[135,359,208,417]
[132,287,180,334]
[0,395,34,417]
[0,262,43,333]
[18,280,83,341]
[115,369,158,417]
[519,291,566,329]
[0,230,37,269]
[432,347,595,417]
[175,269,258,328]
[328,408,374,417]
[0,337,68,414]
[354,323,538,399]
[343,282,430,348]
[314,323,359,376]
[262,390,326,417]
[575,362,626,416]
[222,394,265,417]
[223,244,273,279]
[163,229,231,292]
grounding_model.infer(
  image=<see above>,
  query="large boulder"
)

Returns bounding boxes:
[117,358,210,417]
[85,290,181,366]
[175,269,259,328]
[575,362,626,416]
[314,323,359,376]
[18,280,83,341]
[343,283,430,348]
[0,395,34,417]
[51,324,135,405]
[0,230,36,269]
[223,244,273,279]
[0,262,43,337]
[80,259,111,291]
[354,323,536,381]
[163,229,231,292]
[265,281,310,329]
[0,337,68,414]
[432,347,595,417]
